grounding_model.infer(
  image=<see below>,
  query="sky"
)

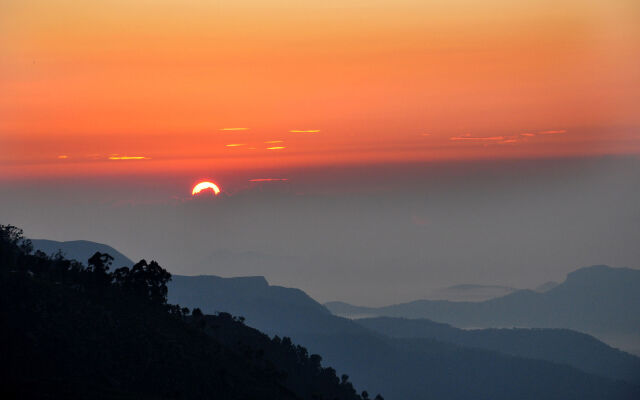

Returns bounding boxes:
[1,1,639,304]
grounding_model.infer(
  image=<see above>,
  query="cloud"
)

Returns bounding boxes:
[225,143,246,147]
[108,156,149,160]
[289,130,320,133]
[266,146,286,150]
[520,133,535,137]
[265,140,284,143]
[220,128,249,131]
[249,178,289,182]
[57,155,69,159]
[450,135,506,142]
[538,129,567,135]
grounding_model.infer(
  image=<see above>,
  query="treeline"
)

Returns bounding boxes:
[0,225,380,400]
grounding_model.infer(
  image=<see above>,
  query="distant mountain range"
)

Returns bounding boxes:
[424,284,517,302]
[326,265,640,349]
[28,238,640,399]
[166,273,640,399]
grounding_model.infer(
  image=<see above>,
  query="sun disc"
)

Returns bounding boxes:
[192,181,221,196]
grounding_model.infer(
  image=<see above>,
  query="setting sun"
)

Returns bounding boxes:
[191,181,221,196]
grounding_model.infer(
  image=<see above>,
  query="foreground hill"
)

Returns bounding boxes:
[358,317,640,385]
[27,237,640,399]
[326,265,640,344]
[2,226,370,400]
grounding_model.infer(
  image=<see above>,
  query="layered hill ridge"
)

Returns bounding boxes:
[326,265,640,342]
[24,237,640,400]
[357,317,640,385]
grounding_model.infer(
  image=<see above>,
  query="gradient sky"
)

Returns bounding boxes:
[1,1,639,305]
[1,0,639,178]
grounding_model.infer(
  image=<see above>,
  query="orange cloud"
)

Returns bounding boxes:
[450,136,506,141]
[57,155,69,159]
[538,130,567,135]
[108,156,149,160]
[265,140,284,143]
[520,133,536,137]
[220,128,249,131]
[266,146,286,150]
[290,130,320,133]
[225,144,246,147]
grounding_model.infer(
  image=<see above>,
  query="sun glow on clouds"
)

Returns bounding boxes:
[449,129,568,145]
[225,144,246,147]
[2,0,638,179]
[265,140,284,144]
[249,178,289,182]
[450,136,506,142]
[57,155,69,159]
[108,156,149,160]
[538,130,567,135]
[267,146,286,150]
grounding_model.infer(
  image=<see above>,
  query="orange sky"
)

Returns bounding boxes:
[1,0,639,178]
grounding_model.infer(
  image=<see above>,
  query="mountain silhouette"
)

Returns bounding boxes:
[24,237,640,399]
[326,265,640,350]
[3,226,372,400]
[358,316,640,385]
[31,239,134,268]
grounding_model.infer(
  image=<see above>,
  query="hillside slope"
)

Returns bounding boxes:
[168,273,640,399]
[1,226,370,400]
[358,317,640,385]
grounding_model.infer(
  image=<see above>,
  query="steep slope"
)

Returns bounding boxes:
[2,228,369,400]
[358,317,640,385]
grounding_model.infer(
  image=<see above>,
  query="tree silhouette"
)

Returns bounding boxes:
[87,251,113,286]
[113,259,171,304]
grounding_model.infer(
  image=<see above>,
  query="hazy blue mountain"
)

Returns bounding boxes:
[425,284,517,302]
[31,239,134,268]
[168,275,365,336]
[326,265,640,341]
[535,281,559,292]
[168,274,639,400]
[302,332,639,400]
[358,317,640,385]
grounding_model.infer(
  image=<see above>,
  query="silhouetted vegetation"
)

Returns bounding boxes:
[0,225,376,400]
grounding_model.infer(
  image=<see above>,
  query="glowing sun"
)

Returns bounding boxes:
[192,181,221,196]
